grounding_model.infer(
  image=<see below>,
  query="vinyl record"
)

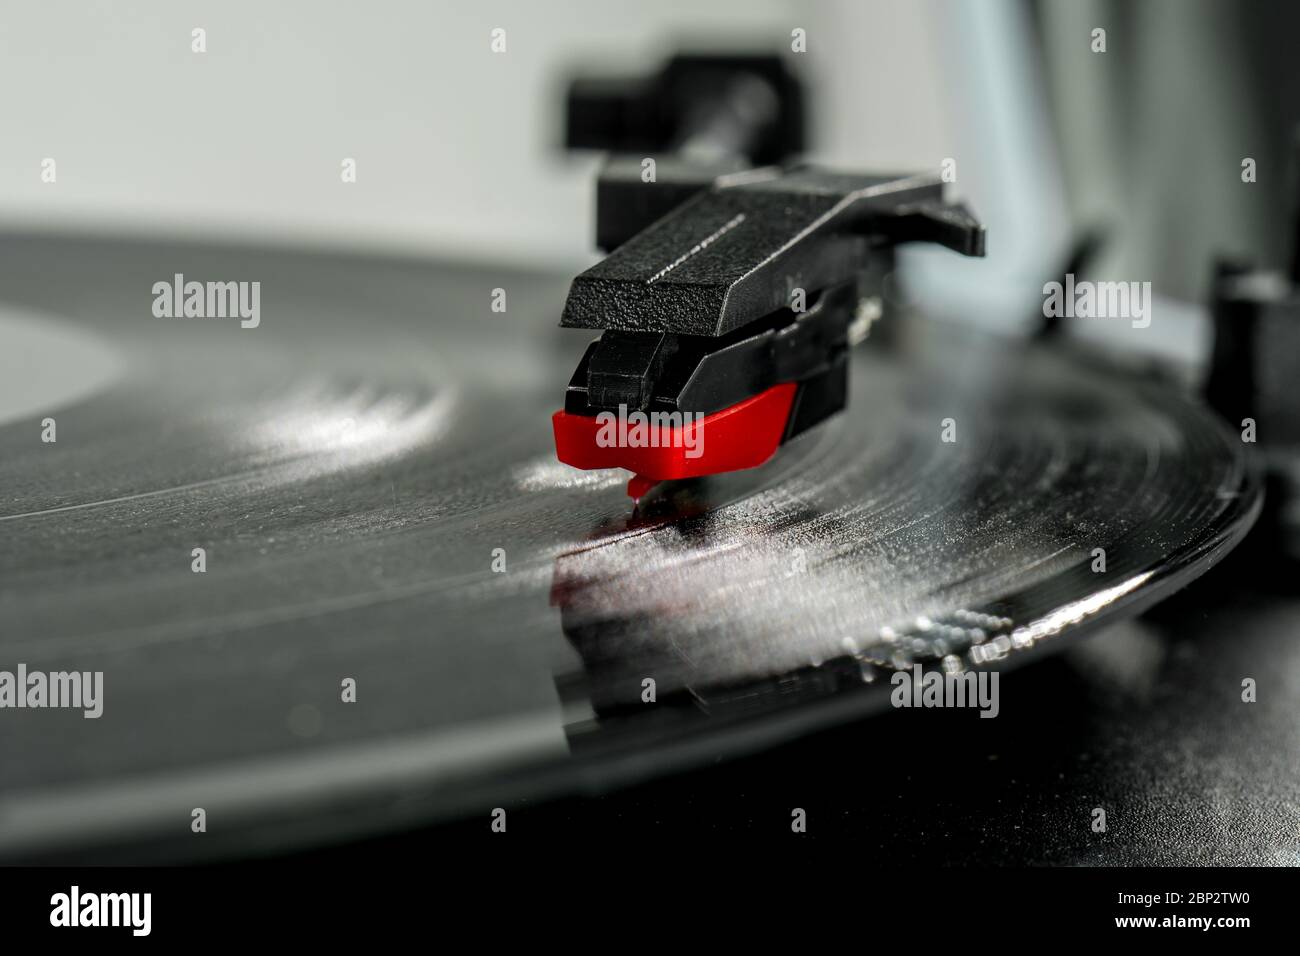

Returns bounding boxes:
[0,233,1260,861]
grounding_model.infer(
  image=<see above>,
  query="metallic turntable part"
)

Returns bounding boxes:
[0,233,1260,862]
[1205,133,1300,559]
[565,53,806,173]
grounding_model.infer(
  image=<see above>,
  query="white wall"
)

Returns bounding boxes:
[0,0,970,266]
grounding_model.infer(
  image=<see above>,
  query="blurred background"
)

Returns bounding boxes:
[4,0,1297,339]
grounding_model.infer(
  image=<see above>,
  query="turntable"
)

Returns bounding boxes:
[0,48,1293,870]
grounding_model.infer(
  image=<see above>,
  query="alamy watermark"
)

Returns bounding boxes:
[1043,273,1151,329]
[152,273,261,328]
[50,886,151,936]
[595,405,705,458]
[890,663,999,718]
[0,664,103,718]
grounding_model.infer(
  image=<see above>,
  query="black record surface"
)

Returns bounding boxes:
[0,232,1260,861]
